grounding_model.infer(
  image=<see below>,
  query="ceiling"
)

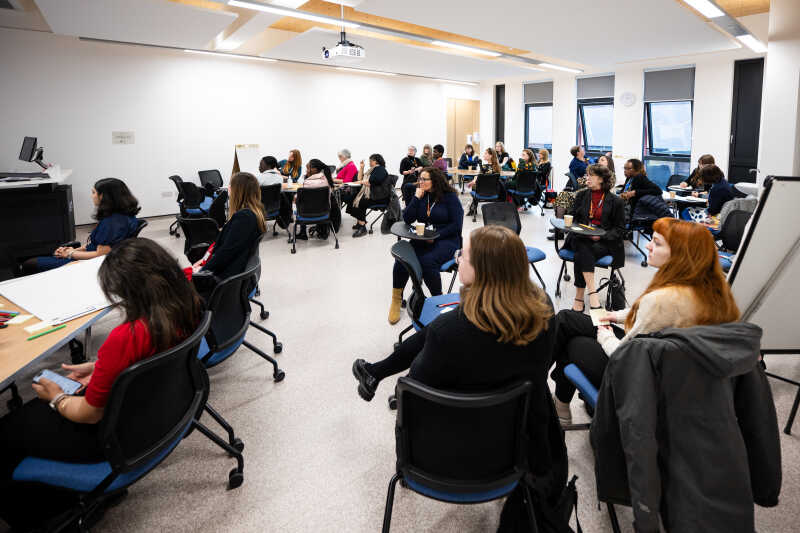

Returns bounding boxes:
[0,0,770,81]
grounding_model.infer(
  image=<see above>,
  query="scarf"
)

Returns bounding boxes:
[353,166,373,207]
[336,158,352,173]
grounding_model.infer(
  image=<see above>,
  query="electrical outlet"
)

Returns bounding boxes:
[161,191,172,198]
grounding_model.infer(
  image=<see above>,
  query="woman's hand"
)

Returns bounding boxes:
[679,182,688,188]
[604,311,618,323]
[62,362,94,386]
[691,191,699,198]
[32,377,63,402]
[359,160,365,171]
[415,186,425,199]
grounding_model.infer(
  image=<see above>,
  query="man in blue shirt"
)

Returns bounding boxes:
[568,145,588,181]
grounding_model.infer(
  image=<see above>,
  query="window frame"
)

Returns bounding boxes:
[576,97,614,157]
[524,102,553,153]
[643,99,693,161]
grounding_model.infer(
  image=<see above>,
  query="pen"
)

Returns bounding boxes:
[436,301,460,308]
[579,224,594,230]
[0,310,19,316]
[26,324,66,341]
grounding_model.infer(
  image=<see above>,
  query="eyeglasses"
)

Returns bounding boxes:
[419,177,432,182]
[454,249,462,264]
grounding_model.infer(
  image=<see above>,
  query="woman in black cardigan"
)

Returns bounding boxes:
[352,225,566,529]
[564,164,625,311]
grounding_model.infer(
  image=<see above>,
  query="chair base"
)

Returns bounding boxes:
[249,297,270,320]
[191,419,244,490]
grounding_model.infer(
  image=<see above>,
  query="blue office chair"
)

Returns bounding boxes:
[507,170,544,215]
[625,194,672,267]
[382,378,538,533]
[469,173,500,222]
[550,218,622,302]
[291,187,339,253]
[11,313,247,532]
[366,174,399,234]
[482,203,547,290]
[168,175,213,238]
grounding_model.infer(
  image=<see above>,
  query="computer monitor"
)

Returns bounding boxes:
[19,137,37,162]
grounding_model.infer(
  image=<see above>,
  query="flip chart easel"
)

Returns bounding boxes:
[231,144,261,177]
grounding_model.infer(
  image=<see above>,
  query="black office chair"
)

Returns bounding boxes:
[176,216,221,264]
[481,203,547,290]
[168,175,212,238]
[564,172,580,191]
[666,174,685,188]
[717,210,752,273]
[327,165,337,176]
[626,194,672,267]
[507,170,544,215]
[198,169,224,195]
[208,189,228,229]
[365,174,399,234]
[382,378,538,533]
[469,173,500,222]
[291,187,339,254]
[260,184,286,237]
[131,219,148,238]
[11,313,247,532]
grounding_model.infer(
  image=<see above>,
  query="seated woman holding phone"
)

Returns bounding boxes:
[0,238,204,530]
[563,164,625,312]
[549,217,740,425]
[387,167,463,324]
[22,178,140,274]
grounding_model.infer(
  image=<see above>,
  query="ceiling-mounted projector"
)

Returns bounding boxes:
[322,33,365,62]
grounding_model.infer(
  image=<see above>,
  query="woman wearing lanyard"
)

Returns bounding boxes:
[563,164,625,311]
[388,167,463,324]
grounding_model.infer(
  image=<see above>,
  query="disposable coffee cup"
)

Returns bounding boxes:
[414,222,425,236]
[669,191,676,199]
[564,215,573,227]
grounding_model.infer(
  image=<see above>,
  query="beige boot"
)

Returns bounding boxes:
[554,397,573,426]
[388,288,403,324]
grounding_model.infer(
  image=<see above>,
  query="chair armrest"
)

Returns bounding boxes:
[60,241,81,249]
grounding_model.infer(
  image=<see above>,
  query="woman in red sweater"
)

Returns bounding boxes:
[0,238,204,531]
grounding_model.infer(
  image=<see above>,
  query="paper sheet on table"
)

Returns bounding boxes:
[589,308,610,327]
[0,256,111,325]
[6,314,33,325]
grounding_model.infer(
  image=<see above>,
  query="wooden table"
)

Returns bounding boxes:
[447,167,515,192]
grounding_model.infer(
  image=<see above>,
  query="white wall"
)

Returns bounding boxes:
[0,28,478,224]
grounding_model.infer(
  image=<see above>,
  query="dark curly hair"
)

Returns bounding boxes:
[421,167,456,202]
[587,164,614,192]
[94,178,140,220]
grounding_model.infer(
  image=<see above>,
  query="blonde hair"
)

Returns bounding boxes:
[283,149,302,179]
[538,149,550,163]
[461,226,552,345]
[229,172,266,233]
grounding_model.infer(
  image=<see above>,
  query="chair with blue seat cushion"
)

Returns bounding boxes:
[439,258,459,293]
[12,313,247,532]
[176,216,220,264]
[260,184,289,238]
[168,175,211,238]
[719,251,733,272]
[469,173,500,222]
[507,170,544,215]
[481,203,547,290]
[381,378,538,533]
[550,217,620,300]
[291,187,339,254]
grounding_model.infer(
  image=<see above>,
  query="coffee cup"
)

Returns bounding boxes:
[414,222,426,236]
[564,215,573,227]
[669,191,676,199]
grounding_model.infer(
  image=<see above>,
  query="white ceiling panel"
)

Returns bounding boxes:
[356,0,738,65]
[35,0,237,49]
[265,28,538,81]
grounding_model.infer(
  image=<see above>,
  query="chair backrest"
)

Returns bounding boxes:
[667,174,685,188]
[444,157,453,167]
[205,256,260,356]
[395,377,532,494]
[176,217,220,263]
[514,170,538,193]
[296,187,331,219]
[198,169,223,189]
[481,202,521,235]
[168,175,184,202]
[260,184,282,217]
[208,189,228,228]
[99,312,211,473]
[475,174,500,197]
[719,210,752,252]
[564,171,580,191]
[180,181,206,209]
[718,196,757,228]
[132,219,148,238]
[390,240,426,319]
[388,174,399,188]
[328,165,337,176]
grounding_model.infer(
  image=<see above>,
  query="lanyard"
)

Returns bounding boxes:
[427,197,436,217]
[589,194,604,219]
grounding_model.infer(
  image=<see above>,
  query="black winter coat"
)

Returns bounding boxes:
[566,188,626,267]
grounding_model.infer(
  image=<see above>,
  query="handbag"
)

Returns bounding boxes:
[601,272,627,311]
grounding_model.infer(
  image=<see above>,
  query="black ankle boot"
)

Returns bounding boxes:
[352,359,378,401]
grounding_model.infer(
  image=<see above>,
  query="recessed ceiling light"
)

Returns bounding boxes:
[432,78,479,86]
[736,34,768,53]
[683,0,725,18]
[184,49,277,62]
[336,67,396,76]
[538,62,582,74]
[430,41,502,57]
[216,40,243,51]
[228,0,361,28]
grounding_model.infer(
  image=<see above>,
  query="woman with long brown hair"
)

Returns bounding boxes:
[352,226,565,527]
[550,217,740,425]
[280,149,303,181]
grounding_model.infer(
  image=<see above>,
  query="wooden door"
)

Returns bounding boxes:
[447,98,480,166]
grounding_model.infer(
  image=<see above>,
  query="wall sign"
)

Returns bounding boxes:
[112,131,135,144]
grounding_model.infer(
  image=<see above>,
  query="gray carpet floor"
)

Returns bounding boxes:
[2,195,798,532]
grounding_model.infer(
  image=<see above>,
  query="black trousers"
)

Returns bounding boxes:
[550,310,623,403]
[392,239,458,296]
[346,196,382,223]
[0,398,105,529]
[570,236,613,288]
[366,328,427,382]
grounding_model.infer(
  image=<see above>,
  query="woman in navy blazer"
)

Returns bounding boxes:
[388,167,463,324]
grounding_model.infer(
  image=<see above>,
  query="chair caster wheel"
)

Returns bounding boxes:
[231,438,244,452]
[388,395,397,410]
[274,370,286,382]
[274,342,283,354]
[228,469,243,489]
[641,261,648,267]
[291,249,296,254]
[564,274,571,282]
[401,299,407,309]
[175,232,181,238]
[394,342,400,350]
[260,310,269,320]
[368,229,374,234]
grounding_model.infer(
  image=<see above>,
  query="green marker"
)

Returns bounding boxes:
[26,324,67,341]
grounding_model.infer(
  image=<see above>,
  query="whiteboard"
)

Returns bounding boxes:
[728,176,800,352]
[232,144,261,176]
[0,256,112,324]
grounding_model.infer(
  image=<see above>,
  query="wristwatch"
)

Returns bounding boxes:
[49,392,68,411]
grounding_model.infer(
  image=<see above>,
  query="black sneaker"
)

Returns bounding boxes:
[353,225,367,238]
[352,359,378,401]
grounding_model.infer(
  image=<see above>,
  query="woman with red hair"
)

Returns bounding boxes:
[550,217,740,425]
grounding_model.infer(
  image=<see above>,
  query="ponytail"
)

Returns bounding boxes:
[308,158,334,187]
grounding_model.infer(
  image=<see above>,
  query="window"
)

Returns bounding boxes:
[525,104,552,151]
[577,99,614,155]
[643,101,693,188]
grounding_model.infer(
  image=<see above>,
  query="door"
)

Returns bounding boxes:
[728,58,764,183]
[446,98,480,166]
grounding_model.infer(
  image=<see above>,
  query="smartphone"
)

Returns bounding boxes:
[33,369,83,395]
